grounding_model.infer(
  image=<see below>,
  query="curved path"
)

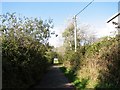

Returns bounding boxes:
[34,65,75,89]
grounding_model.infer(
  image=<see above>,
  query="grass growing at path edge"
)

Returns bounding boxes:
[60,66,89,90]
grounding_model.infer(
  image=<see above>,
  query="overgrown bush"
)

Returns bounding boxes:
[62,36,120,88]
[1,13,55,88]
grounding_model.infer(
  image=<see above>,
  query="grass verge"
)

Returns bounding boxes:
[60,66,89,90]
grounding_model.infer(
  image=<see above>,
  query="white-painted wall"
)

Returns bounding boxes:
[106,13,119,37]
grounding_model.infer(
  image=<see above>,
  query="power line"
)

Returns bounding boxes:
[75,0,94,17]
[73,0,94,52]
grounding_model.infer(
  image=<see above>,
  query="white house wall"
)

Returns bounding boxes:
[106,15,119,36]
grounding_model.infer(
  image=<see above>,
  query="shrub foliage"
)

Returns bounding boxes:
[1,13,55,88]
[61,35,120,88]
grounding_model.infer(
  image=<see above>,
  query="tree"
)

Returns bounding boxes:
[62,20,74,50]
[62,20,96,51]
[1,12,55,88]
[0,12,54,44]
[77,25,96,46]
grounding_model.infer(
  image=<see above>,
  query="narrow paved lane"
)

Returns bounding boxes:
[34,65,75,89]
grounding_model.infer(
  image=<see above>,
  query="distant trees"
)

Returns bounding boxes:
[77,24,96,46]
[62,20,96,51]
[62,21,74,50]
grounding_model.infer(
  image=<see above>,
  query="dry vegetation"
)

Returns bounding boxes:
[58,24,120,88]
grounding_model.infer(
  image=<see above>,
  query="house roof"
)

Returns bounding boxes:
[107,12,120,23]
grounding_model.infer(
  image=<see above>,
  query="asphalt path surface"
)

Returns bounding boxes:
[34,65,75,89]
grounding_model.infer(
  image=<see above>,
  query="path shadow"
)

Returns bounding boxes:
[33,65,75,89]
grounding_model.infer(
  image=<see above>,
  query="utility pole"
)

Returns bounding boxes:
[73,0,94,52]
[74,15,77,52]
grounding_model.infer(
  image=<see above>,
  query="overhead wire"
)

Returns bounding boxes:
[75,0,94,17]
